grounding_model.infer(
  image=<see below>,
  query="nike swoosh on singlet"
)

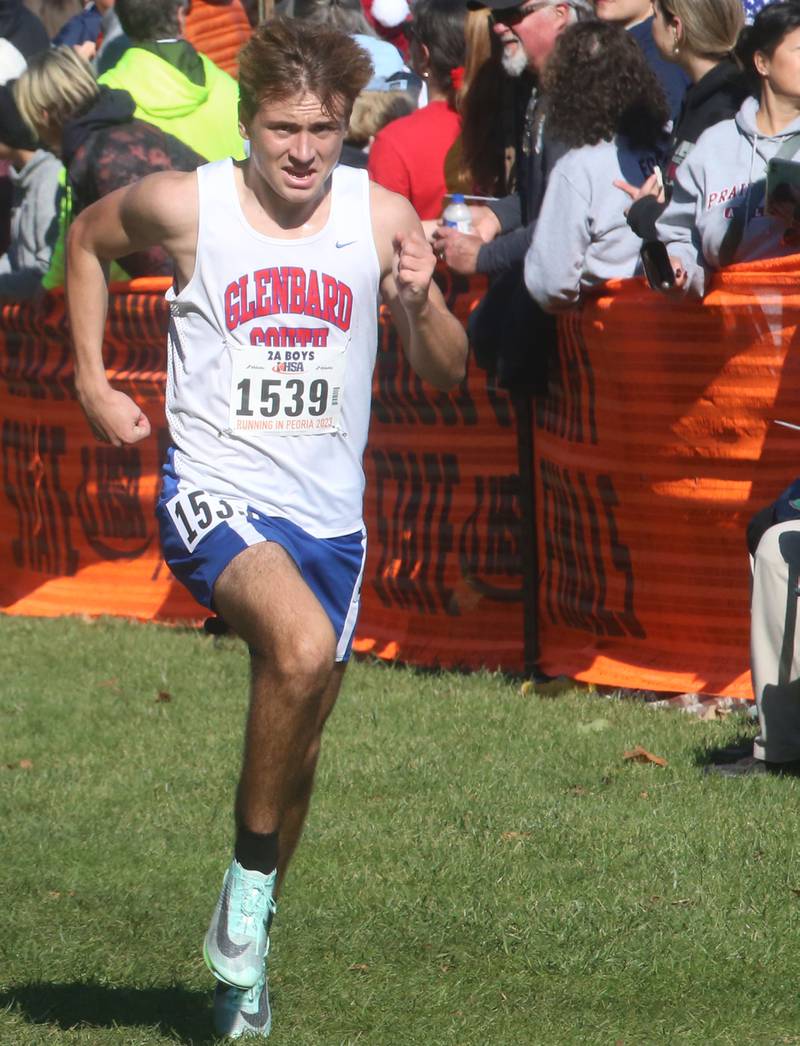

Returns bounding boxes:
[217,881,250,959]
[335,239,357,248]
[242,982,271,1028]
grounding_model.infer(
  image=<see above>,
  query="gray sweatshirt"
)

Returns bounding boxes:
[524,135,659,312]
[656,96,800,297]
[0,149,62,300]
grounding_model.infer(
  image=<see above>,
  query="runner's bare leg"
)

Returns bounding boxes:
[275,663,346,888]
[213,541,338,853]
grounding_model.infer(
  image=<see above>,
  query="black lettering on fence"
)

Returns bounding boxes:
[536,314,598,444]
[540,459,644,637]
[372,312,478,427]
[459,474,523,600]
[370,449,458,613]
[2,420,79,576]
[76,446,152,560]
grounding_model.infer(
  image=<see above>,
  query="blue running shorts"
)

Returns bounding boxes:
[156,456,367,662]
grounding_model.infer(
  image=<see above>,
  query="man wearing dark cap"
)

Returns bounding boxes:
[432,0,592,390]
[0,81,60,299]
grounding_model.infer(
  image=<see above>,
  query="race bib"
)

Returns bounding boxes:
[166,488,247,552]
[228,338,348,436]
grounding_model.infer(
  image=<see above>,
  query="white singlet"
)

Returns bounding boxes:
[164,158,381,539]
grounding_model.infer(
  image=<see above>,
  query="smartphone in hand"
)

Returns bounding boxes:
[766,158,800,223]
[641,239,675,291]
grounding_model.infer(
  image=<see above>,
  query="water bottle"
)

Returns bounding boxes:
[442,194,473,233]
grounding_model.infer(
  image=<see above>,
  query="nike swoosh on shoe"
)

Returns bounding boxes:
[217,880,250,959]
[241,981,271,1029]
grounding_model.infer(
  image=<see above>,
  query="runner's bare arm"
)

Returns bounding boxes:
[66,171,198,446]
[371,184,467,390]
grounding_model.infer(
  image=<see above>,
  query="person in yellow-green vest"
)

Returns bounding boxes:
[38,0,245,290]
[98,0,245,164]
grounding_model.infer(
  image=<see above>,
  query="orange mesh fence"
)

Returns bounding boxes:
[0,279,200,622]
[536,255,800,698]
[354,271,524,667]
[5,262,800,692]
[0,273,525,670]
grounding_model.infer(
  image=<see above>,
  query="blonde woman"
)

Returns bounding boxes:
[617,0,748,240]
[14,46,203,282]
[658,2,800,294]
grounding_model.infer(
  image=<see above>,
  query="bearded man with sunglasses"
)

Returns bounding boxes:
[432,0,591,391]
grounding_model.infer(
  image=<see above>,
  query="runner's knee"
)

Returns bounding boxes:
[251,630,335,696]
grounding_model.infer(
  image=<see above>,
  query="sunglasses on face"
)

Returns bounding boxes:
[489,1,549,27]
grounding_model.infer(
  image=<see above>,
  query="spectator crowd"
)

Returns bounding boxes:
[0,0,785,304]
[1,0,799,777]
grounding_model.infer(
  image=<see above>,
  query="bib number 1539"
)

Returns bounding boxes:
[228,344,347,435]
[235,377,332,420]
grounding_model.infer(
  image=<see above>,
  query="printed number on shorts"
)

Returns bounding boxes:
[167,489,244,552]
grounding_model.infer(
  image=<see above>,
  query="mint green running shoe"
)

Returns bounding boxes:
[204,860,277,989]
[213,970,272,1039]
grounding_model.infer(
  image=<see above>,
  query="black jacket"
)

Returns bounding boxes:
[628,59,751,241]
[0,0,48,59]
[477,81,568,275]
[62,87,204,277]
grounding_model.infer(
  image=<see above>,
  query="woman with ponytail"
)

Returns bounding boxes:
[658,1,800,295]
[618,0,748,242]
[367,0,466,218]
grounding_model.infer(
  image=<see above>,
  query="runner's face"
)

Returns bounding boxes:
[243,91,347,206]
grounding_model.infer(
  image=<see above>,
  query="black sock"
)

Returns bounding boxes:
[235,826,279,877]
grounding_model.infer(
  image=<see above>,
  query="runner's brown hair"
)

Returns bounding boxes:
[238,16,374,126]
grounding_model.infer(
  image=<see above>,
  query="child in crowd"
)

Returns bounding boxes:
[0,81,60,300]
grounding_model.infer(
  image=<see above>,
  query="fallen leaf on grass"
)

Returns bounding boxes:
[501,831,532,842]
[623,746,667,767]
[520,675,577,698]
[577,718,611,735]
[4,758,33,770]
[701,704,732,721]
[348,963,369,973]
[156,690,172,703]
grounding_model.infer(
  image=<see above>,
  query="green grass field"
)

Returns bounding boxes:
[2,616,800,1045]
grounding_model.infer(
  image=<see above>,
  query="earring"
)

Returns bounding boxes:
[673,32,680,56]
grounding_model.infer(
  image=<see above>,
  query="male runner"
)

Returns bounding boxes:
[65,17,467,1039]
